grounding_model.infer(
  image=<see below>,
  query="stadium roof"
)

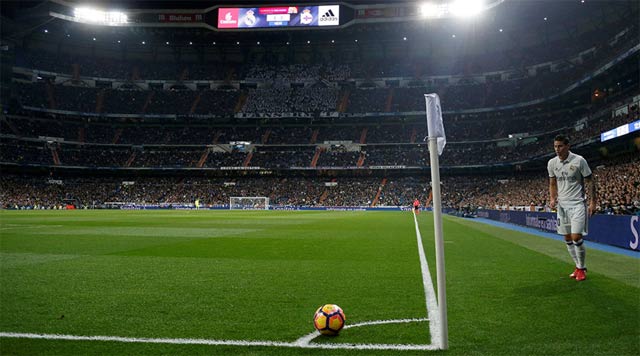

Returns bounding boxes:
[1,1,636,58]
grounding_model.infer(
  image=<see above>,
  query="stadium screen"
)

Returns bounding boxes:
[217,5,340,29]
[600,119,640,142]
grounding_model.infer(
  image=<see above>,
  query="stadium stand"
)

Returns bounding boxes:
[1,1,639,216]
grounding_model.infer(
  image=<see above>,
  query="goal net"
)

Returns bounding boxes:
[229,197,269,210]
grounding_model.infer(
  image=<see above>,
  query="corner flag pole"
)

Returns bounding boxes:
[424,93,448,349]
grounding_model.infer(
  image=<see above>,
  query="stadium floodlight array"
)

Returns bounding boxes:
[73,7,128,25]
[229,197,270,210]
[420,0,497,19]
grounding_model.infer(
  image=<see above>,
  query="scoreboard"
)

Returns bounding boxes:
[48,1,435,31]
[217,5,340,29]
[49,1,508,31]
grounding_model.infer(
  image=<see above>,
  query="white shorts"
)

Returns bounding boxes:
[557,203,588,236]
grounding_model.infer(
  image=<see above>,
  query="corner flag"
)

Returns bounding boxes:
[424,93,448,349]
[424,93,446,155]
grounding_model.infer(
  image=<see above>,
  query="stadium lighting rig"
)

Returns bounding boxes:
[420,0,497,19]
[73,7,128,25]
[48,5,129,26]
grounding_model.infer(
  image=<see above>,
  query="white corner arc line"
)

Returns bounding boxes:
[294,317,429,347]
[344,317,429,329]
[413,210,442,349]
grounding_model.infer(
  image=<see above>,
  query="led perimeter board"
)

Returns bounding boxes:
[217,5,340,29]
[600,119,640,142]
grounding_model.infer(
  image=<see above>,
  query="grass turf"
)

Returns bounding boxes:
[0,210,638,355]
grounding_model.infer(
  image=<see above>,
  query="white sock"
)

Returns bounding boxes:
[574,239,586,270]
[566,241,579,267]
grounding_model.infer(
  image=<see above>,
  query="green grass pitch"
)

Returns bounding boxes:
[1,210,638,355]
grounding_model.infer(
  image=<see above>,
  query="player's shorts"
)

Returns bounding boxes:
[556,203,588,236]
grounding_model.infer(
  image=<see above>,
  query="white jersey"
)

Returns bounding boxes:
[547,151,592,206]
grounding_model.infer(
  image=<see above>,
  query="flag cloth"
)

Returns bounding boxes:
[424,93,446,155]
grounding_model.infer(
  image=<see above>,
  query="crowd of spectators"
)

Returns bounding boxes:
[11,52,635,116]
[9,20,637,116]
[241,85,339,114]
[432,153,640,216]
[2,98,637,168]
[3,152,636,214]
[242,64,351,82]
[15,50,230,81]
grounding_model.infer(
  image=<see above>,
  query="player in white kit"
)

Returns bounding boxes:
[547,135,596,281]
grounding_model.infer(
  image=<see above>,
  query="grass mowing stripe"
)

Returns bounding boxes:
[0,252,84,269]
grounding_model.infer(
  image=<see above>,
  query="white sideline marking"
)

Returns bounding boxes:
[413,210,442,348]
[0,327,438,351]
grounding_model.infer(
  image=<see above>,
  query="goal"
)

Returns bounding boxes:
[229,197,270,210]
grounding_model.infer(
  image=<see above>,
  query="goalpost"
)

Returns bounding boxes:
[229,197,270,210]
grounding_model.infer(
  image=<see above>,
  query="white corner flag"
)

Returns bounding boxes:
[424,93,446,155]
[424,93,448,349]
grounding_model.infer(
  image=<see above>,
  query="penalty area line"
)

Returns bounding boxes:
[0,331,438,351]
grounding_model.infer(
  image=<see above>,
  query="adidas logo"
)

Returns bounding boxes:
[322,9,336,18]
[318,6,339,25]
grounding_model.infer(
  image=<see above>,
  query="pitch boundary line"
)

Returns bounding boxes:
[413,210,442,348]
[0,318,436,351]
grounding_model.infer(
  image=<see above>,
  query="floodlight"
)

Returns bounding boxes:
[74,7,128,25]
[449,0,485,18]
[420,2,446,18]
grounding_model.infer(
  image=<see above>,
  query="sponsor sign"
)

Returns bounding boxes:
[600,119,640,142]
[158,14,203,22]
[217,5,338,29]
[478,209,639,251]
[318,5,339,26]
[218,8,239,28]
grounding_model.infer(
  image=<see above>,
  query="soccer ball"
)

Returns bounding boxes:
[313,304,346,336]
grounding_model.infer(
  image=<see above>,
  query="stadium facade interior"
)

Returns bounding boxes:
[0,0,638,213]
